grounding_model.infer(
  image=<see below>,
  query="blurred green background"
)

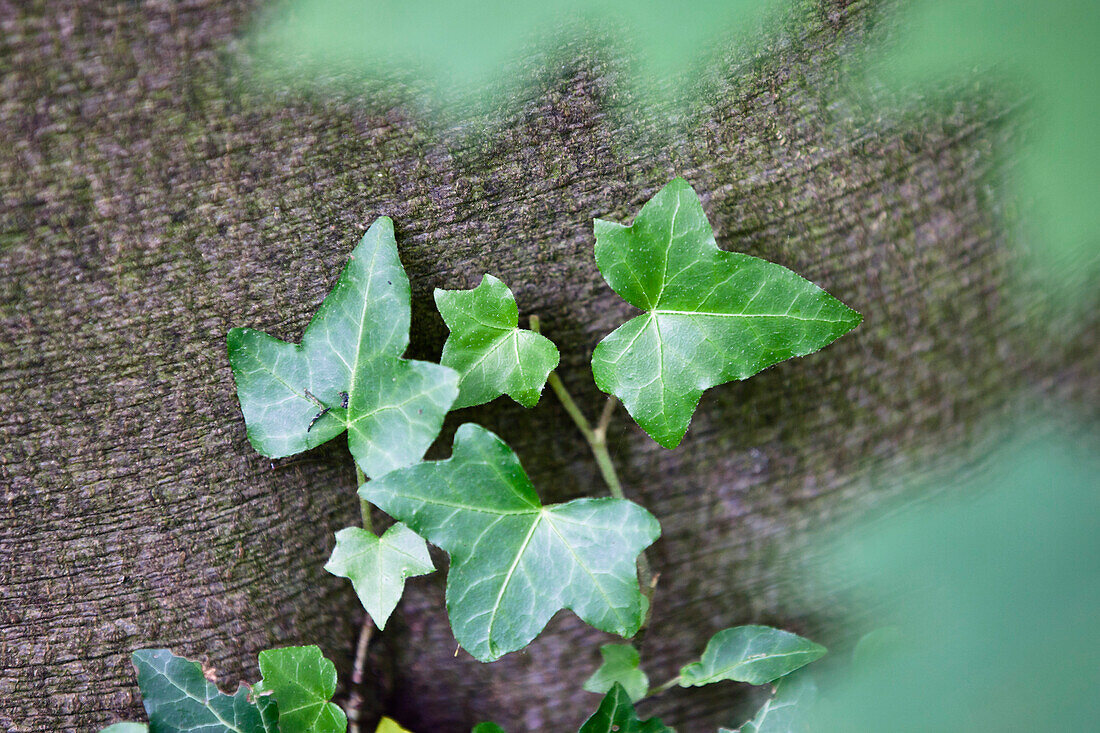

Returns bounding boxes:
[804,427,1100,732]
[246,0,787,109]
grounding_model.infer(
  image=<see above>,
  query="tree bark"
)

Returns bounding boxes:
[0,0,1095,731]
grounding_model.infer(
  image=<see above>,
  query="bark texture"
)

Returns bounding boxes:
[1,0,1095,731]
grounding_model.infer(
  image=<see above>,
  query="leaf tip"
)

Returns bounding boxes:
[510,389,541,409]
[652,429,685,450]
[225,326,250,354]
[370,214,395,231]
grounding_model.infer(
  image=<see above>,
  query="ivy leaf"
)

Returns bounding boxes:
[592,178,862,448]
[377,719,415,733]
[253,645,347,733]
[227,216,459,479]
[435,274,559,409]
[583,643,649,702]
[254,695,280,733]
[679,626,826,687]
[360,423,660,662]
[578,683,674,733]
[731,673,816,733]
[324,523,435,629]
[99,725,148,733]
[471,725,507,733]
[131,649,268,733]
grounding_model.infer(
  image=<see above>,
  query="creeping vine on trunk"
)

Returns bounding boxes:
[102,179,860,732]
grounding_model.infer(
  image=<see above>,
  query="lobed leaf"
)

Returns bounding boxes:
[471,725,507,733]
[679,625,825,687]
[583,643,649,702]
[254,695,279,733]
[131,649,268,733]
[227,217,458,478]
[732,673,816,733]
[592,178,862,448]
[578,683,674,733]
[360,423,660,662]
[377,719,415,733]
[436,274,559,409]
[253,645,346,733]
[324,523,435,629]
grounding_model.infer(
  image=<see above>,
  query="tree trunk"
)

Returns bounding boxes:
[1,0,1094,731]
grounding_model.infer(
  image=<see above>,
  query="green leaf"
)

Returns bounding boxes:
[253,645,347,733]
[679,625,826,687]
[324,523,435,629]
[99,725,149,733]
[592,178,862,448]
[131,649,268,733]
[578,683,674,733]
[360,423,660,662]
[227,216,459,479]
[583,643,649,702]
[254,695,280,733]
[732,673,816,733]
[435,274,559,409]
[376,717,414,733]
[472,725,507,733]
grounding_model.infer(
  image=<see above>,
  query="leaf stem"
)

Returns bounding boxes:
[546,372,602,465]
[594,394,619,442]
[345,614,375,733]
[348,463,374,733]
[647,675,682,699]
[355,466,372,532]
[532,316,655,600]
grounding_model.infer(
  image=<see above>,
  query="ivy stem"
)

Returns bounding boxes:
[647,675,683,699]
[348,464,374,733]
[356,466,372,531]
[532,315,654,598]
[346,617,374,733]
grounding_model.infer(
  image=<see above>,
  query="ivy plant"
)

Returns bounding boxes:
[100,646,421,733]
[107,177,859,731]
[583,643,649,702]
[724,673,817,733]
[101,646,339,733]
[435,273,559,409]
[678,625,827,687]
[592,178,862,447]
[479,624,825,732]
[226,216,458,480]
[103,630,823,731]
[362,423,659,661]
